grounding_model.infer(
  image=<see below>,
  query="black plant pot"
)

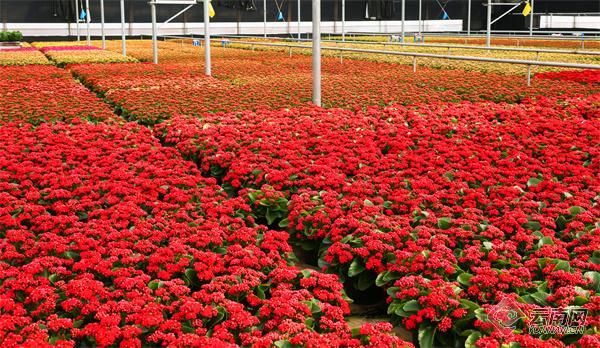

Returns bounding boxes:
[344,274,387,306]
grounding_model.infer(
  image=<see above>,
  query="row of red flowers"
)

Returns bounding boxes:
[70,59,600,125]
[0,65,116,124]
[536,70,600,85]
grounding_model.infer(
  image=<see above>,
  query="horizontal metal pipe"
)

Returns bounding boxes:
[344,31,600,41]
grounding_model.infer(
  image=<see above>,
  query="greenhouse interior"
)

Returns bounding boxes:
[0,0,599,347]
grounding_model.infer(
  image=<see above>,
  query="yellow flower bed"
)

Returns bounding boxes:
[31,41,90,48]
[0,50,50,66]
[94,39,208,63]
[32,42,139,66]
[44,50,138,65]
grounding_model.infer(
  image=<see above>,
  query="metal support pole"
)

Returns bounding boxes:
[298,0,301,41]
[527,65,531,86]
[100,0,105,49]
[204,0,211,76]
[418,0,422,36]
[75,0,80,42]
[467,0,471,36]
[312,0,321,107]
[486,0,491,47]
[412,56,416,72]
[341,0,345,41]
[85,0,91,45]
[264,0,267,38]
[151,1,158,64]
[120,0,126,56]
[529,0,534,36]
[401,0,405,42]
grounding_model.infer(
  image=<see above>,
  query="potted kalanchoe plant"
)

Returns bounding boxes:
[0,31,24,48]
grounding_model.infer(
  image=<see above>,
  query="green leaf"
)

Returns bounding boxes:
[403,299,420,312]
[148,280,161,290]
[574,296,589,306]
[465,332,482,348]
[437,217,452,230]
[394,306,411,318]
[526,220,541,231]
[418,324,436,348]
[387,302,402,315]
[555,215,568,231]
[376,271,389,287]
[457,272,473,286]
[482,241,493,250]
[302,300,322,314]
[357,272,375,291]
[274,340,293,348]
[363,199,374,207]
[48,273,59,284]
[460,299,480,310]
[184,268,197,285]
[527,177,542,187]
[568,206,585,215]
[536,236,554,249]
[375,271,399,287]
[255,286,266,300]
[474,308,488,322]
[530,291,549,306]
[214,246,227,255]
[182,321,195,333]
[554,260,571,272]
[348,259,366,277]
[278,218,290,228]
[265,208,277,225]
[386,286,399,297]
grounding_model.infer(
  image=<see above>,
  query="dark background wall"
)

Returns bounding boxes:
[1,1,599,31]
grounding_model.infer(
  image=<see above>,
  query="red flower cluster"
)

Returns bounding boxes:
[0,65,117,124]
[70,58,599,125]
[536,69,600,85]
[156,95,599,346]
[0,120,412,347]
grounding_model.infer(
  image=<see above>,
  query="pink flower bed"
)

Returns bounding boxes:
[39,46,101,53]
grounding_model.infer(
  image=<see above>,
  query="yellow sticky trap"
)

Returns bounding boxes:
[522,2,532,16]
[209,2,216,18]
